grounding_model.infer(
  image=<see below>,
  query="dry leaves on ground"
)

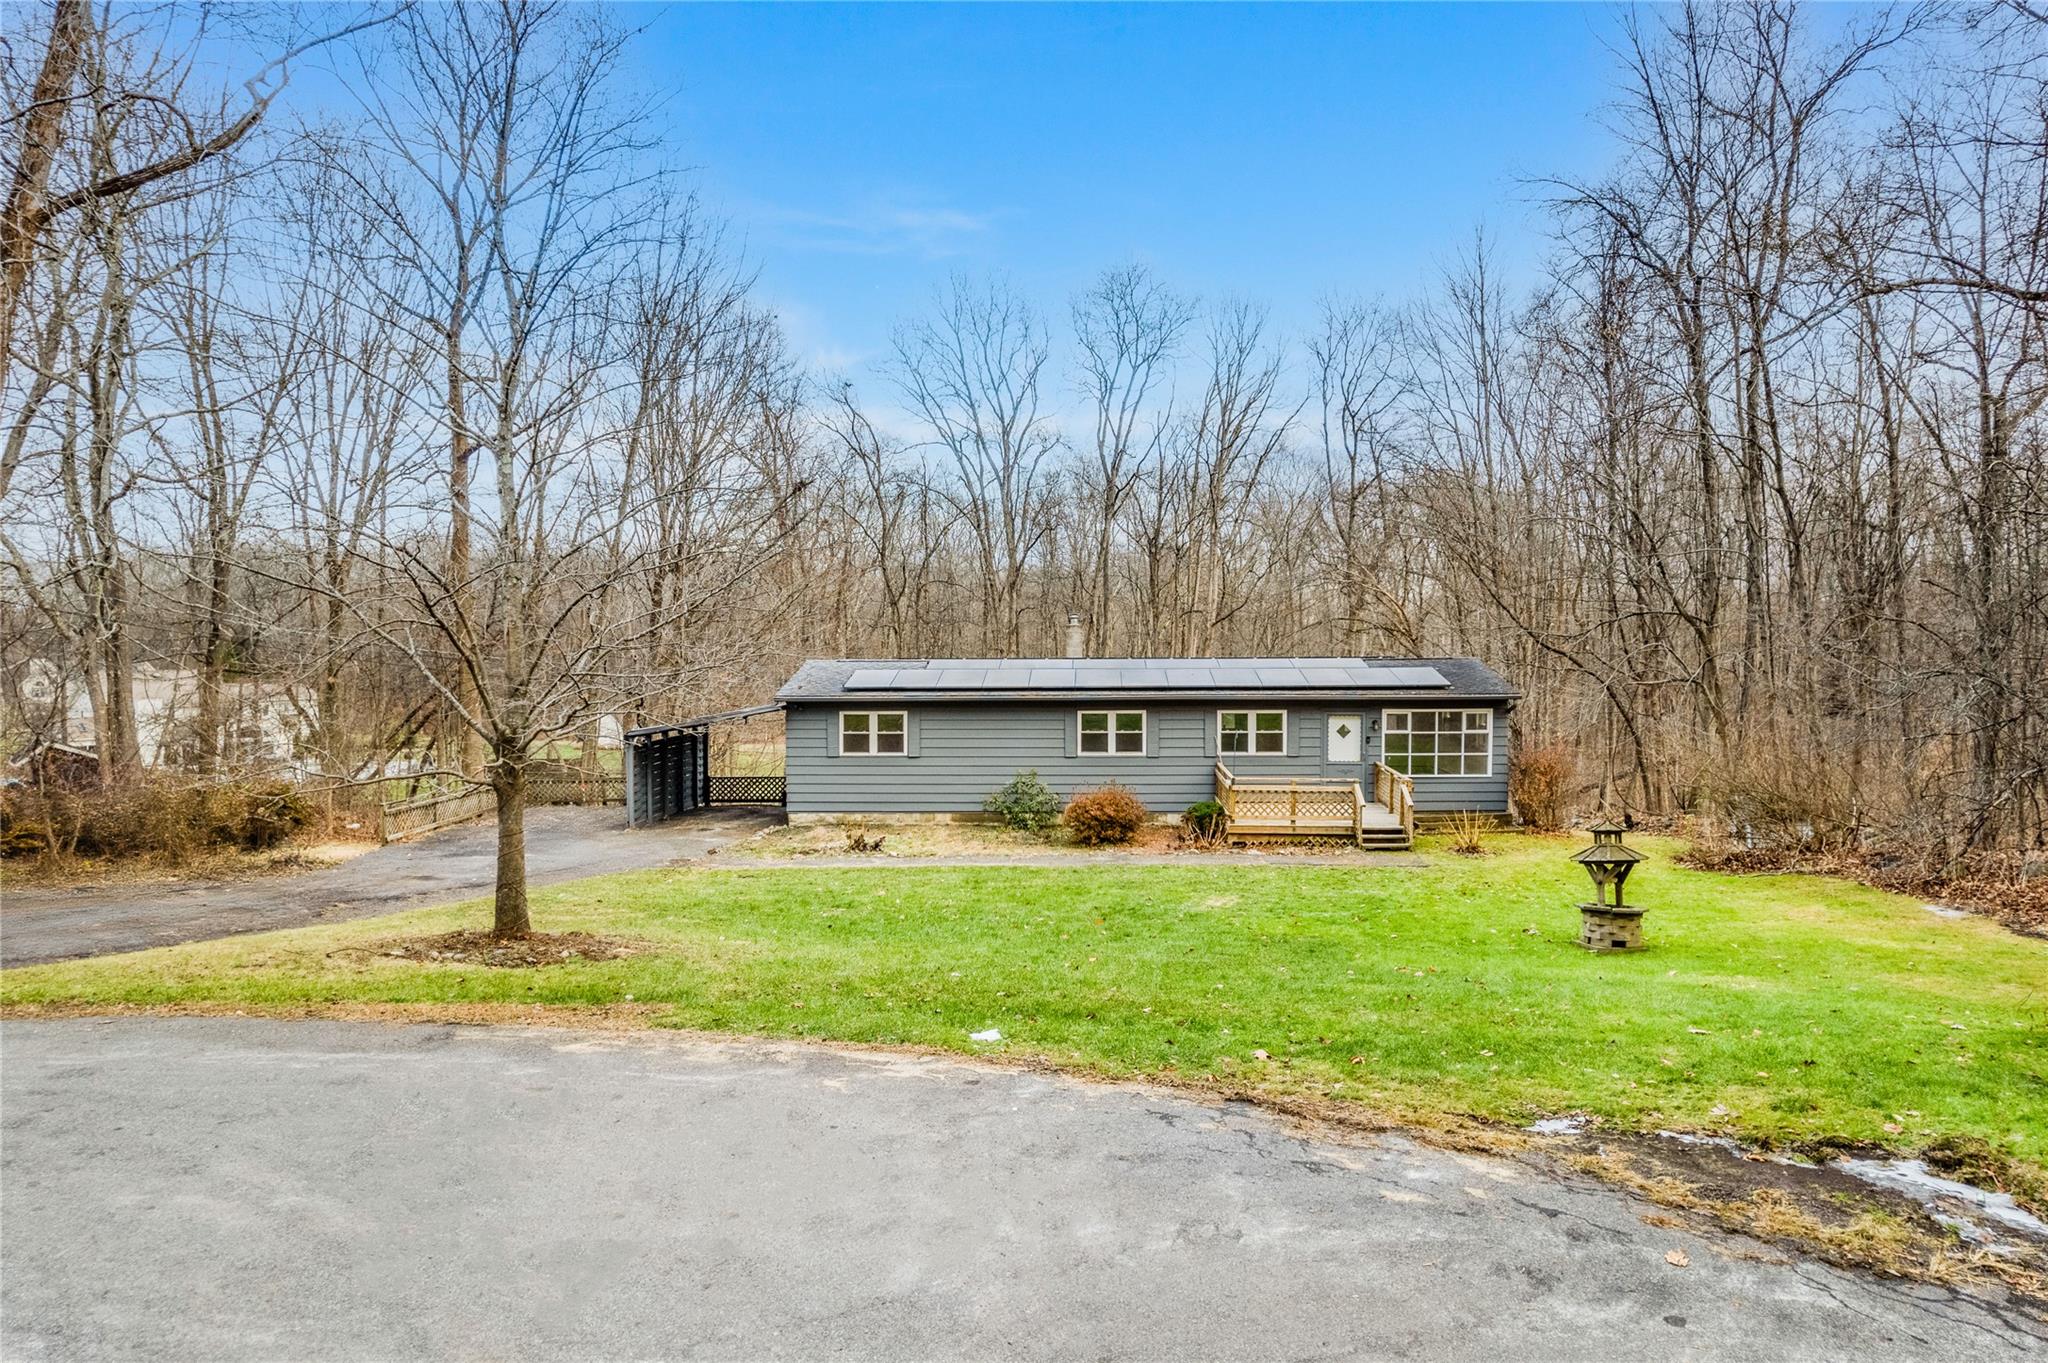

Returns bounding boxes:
[366,931,649,969]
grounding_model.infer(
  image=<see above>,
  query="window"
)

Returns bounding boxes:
[1218,710,1287,755]
[1383,709,1492,777]
[839,710,906,756]
[1079,710,1145,755]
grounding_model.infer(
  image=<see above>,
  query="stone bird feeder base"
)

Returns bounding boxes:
[1578,904,1645,952]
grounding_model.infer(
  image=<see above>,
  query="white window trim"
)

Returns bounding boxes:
[1077,709,1147,757]
[837,710,908,757]
[1217,709,1288,757]
[1381,708,1493,778]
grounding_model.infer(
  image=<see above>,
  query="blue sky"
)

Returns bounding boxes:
[631,3,1626,379]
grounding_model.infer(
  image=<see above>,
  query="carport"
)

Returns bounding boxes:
[623,704,785,826]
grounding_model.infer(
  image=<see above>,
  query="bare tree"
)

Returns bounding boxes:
[894,275,1060,655]
[1071,264,1190,654]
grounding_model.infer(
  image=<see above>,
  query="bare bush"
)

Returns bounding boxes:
[1063,784,1149,846]
[1509,742,1576,831]
[1,779,312,863]
[1442,810,1492,855]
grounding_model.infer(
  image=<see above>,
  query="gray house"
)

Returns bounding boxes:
[774,654,1518,848]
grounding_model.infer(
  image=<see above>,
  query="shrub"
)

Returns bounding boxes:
[0,779,314,862]
[1510,741,1576,832]
[983,770,1062,833]
[1063,784,1150,846]
[1442,809,1492,855]
[1709,751,1866,854]
[1181,799,1227,844]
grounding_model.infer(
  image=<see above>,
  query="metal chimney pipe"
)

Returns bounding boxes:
[1063,611,1086,659]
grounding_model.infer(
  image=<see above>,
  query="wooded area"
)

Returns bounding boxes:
[4,1,2044,927]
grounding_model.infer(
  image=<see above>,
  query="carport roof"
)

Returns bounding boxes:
[624,703,784,741]
[776,657,1517,704]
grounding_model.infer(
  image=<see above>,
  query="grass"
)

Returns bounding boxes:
[5,835,2044,1174]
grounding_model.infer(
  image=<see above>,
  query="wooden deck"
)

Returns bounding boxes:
[1213,762,1414,849]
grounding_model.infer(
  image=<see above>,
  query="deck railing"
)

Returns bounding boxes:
[1214,762,1368,842]
[1371,761,1416,840]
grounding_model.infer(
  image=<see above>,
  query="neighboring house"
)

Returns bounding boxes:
[16,661,313,770]
[772,653,1518,844]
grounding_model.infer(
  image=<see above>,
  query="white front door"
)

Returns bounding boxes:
[1327,713,1362,765]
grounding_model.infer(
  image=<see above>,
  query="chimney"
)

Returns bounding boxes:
[1063,611,1087,659]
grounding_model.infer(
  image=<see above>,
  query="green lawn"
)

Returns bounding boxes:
[5,836,2043,1171]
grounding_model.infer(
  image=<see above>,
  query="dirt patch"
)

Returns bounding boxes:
[732,819,1419,865]
[1550,1132,2047,1299]
[362,931,651,968]
[0,1000,675,1028]
[3,838,373,891]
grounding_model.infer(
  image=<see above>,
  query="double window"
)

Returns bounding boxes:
[1219,710,1286,755]
[839,710,906,756]
[1079,710,1145,755]
[1383,709,1491,776]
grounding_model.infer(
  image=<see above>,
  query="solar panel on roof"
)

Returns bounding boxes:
[833,657,1464,691]
[845,669,900,689]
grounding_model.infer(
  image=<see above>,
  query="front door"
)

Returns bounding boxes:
[1326,713,1362,767]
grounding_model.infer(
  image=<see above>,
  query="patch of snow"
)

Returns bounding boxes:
[1527,1116,1588,1136]
[1831,1158,2048,1245]
[968,1028,1002,1043]
[1651,1130,1813,1167]
[1922,903,1969,919]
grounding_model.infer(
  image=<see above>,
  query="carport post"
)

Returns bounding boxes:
[623,738,636,828]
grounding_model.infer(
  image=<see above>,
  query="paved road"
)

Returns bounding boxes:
[0,808,775,966]
[3,1019,2039,1361]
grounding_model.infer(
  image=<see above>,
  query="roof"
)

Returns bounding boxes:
[777,657,1518,704]
[625,703,784,742]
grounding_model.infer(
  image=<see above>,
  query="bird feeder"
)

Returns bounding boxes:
[1570,821,1647,951]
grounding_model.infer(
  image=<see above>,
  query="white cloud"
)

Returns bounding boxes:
[750,192,999,259]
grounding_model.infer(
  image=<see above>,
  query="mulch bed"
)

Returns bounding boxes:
[368,931,650,968]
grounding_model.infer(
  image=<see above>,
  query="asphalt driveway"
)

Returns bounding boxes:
[0,808,774,966]
[2,1018,2039,1361]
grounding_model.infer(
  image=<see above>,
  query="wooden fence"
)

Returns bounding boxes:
[379,761,759,843]
[379,785,494,843]
[527,772,627,806]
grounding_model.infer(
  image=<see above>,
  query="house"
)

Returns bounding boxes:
[771,652,1518,848]
[14,662,313,771]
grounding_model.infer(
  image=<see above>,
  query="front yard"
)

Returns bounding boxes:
[6,834,2043,1184]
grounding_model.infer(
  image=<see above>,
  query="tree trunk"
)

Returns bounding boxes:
[0,0,87,376]
[491,759,530,938]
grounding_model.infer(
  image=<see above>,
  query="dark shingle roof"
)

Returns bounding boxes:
[777,656,1518,703]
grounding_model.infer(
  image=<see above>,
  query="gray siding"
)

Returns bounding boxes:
[785,700,1509,815]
